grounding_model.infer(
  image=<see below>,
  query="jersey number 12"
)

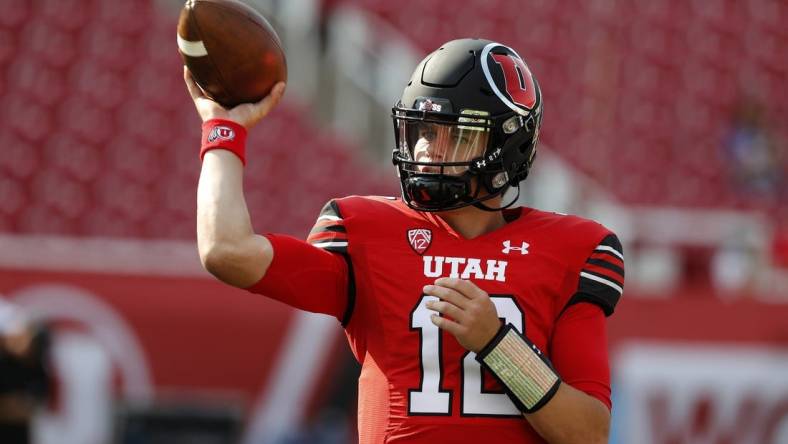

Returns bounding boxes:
[409,294,524,416]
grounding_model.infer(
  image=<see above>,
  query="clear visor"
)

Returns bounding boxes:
[399,120,489,175]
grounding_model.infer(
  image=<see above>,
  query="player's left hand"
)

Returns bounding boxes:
[424,278,502,353]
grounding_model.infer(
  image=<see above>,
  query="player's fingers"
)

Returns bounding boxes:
[423,284,469,309]
[430,314,465,337]
[254,82,286,118]
[425,300,467,323]
[433,277,486,299]
[183,66,206,100]
[272,81,286,99]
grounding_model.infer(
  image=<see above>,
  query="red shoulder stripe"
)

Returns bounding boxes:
[589,251,624,268]
[582,263,624,284]
[307,231,348,243]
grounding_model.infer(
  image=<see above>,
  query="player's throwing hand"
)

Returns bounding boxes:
[424,278,503,353]
[184,66,285,129]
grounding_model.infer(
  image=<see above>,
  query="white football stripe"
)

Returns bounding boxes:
[317,215,341,222]
[595,245,624,260]
[580,271,623,294]
[312,241,348,249]
[177,34,208,57]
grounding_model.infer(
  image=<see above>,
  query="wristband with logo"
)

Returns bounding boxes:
[200,119,248,165]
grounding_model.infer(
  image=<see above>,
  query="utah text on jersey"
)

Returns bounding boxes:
[423,256,507,282]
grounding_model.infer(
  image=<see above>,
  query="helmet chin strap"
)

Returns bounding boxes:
[400,159,525,212]
[471,182,521,212]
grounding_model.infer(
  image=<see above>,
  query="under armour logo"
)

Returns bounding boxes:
[502,240,529,255]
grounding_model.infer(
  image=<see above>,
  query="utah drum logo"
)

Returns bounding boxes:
[407,228,432,255]
[208,125,235,142]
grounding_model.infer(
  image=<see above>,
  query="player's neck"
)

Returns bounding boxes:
[436,202,507,239]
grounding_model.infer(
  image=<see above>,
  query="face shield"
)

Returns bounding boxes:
[397,111,491,176]
[392,109,501,211]
[402,122,489,175]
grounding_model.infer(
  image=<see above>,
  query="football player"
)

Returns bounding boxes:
[186,38,623,444]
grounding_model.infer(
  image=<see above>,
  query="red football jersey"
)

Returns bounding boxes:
[251,196,624,444]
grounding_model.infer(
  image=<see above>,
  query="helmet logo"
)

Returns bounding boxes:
[407,228,432,255]
[491,54,537,110]
[208,126,235,142]
[480,43,540,116]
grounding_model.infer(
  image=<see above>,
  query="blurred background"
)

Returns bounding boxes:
[0,0,786,443]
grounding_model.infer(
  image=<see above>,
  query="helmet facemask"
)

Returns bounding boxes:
[392,107,519,212]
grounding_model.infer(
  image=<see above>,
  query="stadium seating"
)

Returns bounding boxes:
[1,0,785,240]
[0,0,393,239]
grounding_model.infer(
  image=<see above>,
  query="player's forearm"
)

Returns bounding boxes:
[197,150,271,285]
[198,150,253,247]
[472,322,610,444]
[524,383,610,444]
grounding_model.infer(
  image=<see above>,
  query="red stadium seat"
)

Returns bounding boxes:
[0,0,30,30]
[38,0,94,32]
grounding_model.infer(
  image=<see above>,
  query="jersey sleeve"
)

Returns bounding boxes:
[550,302,611,410]
[245,200,355,324]
[306,200,348,254]
[566,233,624,316]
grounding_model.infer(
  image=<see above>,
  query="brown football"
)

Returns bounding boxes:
[177,0,287,108]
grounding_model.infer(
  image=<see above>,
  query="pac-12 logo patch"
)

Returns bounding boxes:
[208,125,235,142]
[407,228,432,255]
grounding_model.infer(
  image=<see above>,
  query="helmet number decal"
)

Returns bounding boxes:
[491,54,537,110]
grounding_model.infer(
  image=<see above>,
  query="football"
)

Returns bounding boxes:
[177,0,287,108]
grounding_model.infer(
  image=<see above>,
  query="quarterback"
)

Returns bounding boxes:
[187,39,623,444]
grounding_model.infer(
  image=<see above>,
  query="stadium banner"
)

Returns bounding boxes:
[612,344,788,444]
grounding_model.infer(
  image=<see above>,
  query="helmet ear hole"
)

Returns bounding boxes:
[519,140,536,154]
